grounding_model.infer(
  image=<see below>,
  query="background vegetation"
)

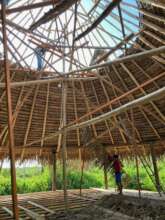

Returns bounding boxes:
[0,158,165,195]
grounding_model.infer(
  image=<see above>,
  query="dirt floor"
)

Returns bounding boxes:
[0,189,165,219]
[47,190,165,220]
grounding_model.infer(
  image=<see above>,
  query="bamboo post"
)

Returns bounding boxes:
[131,109,141,198]
[79,145,85,196]
[139,155,158,190]
[102,147,108,190]
[103,162,108,189]
[52,151,57,191]
[61,81,68,210]
[60,29,68,210]
[1,1,19,219]
[150,144,162,196]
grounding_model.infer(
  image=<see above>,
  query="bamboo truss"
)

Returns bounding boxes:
[0,0,165,217]
[0,0,164,158]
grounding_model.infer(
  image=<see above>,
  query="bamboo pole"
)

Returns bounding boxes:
[139,156,158,190]
[0,46,164,88]
[1,1,19,219]
[0,0,56,14]
[61,33,68,210]
[64,86,165,132]
[131,109,141,198]
[0,76,104,88]
[23,86,165,147]
[64,46,165,76]
[52,151,57,191]
[61,81,68,211]
[104,164,108,189]
[75,0,121,41]
[79,145,86,196]
[103,150,108,190]
[150,145,162,196]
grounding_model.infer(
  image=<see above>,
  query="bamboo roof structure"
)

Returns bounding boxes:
[0,0,165,161]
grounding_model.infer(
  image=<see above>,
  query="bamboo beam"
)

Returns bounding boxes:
[72,81,81,147]
[99,75,127,145]
[75,0,121,41]
[143,30,165,45]
[69,1,78,71]
[150,145,162,196]
[64,46,165,75]
[0,1,56,14]
[91,81,115,145]
[68,71,165,127]
[29,0,77,31]
[23,86,165,147]
[121,63,165,124]
[142,19,165,35]
[105,68,129,146]
[80,81,97,138]
[87,0,101,16]
[18,205,45,220]
[117,4,126,53]
[0,76,104,88]
[28,201,54,214]
[94,33,135,64]
[110,65,144,150]
[63,87,165,133]
[139,36,165,64]
[40,83,50,150]
[140,0,165,10]
[0,46,164,88]
[140,9,165,23]
[1,1,19,219]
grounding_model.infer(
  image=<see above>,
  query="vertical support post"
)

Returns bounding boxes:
[103,163,108,189]
[103,147,108,189]
[150,144,161,196]
[52,151,57,191]
[135,154,141,198]
[1,1,19,219]
[61,28,68,210]
[61,81,68,211]
[80,146,85,196]
[131,109,141,198]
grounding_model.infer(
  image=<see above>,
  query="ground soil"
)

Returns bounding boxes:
[99,194,165,220]
[47,194,165,220]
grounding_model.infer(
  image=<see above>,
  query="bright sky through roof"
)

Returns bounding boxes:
[0,0,139,74]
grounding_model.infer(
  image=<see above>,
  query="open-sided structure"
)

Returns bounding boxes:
[0,0,165,219]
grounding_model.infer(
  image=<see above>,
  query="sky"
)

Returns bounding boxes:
[0,0,139,73]
[2,159,41,168]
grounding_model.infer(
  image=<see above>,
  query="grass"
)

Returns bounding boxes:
[0,158,165,195]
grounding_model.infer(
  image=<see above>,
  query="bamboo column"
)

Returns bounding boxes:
[79,146,85,196]
[1,1,19,219]
[61,29,68,210]
[103,163,108,189]
[61,81,68,210]
[52,151,57,191]
[131,109,141,198]
[102,147,108,189]
[150,144,162,196]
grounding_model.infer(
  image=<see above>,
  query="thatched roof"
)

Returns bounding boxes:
[0,0,165,161]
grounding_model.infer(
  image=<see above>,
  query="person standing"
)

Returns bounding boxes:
[112,154,123,195]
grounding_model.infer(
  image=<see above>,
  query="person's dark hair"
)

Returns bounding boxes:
[113,154,118,159]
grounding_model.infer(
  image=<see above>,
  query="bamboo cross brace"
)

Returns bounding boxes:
[23,86,165,147]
